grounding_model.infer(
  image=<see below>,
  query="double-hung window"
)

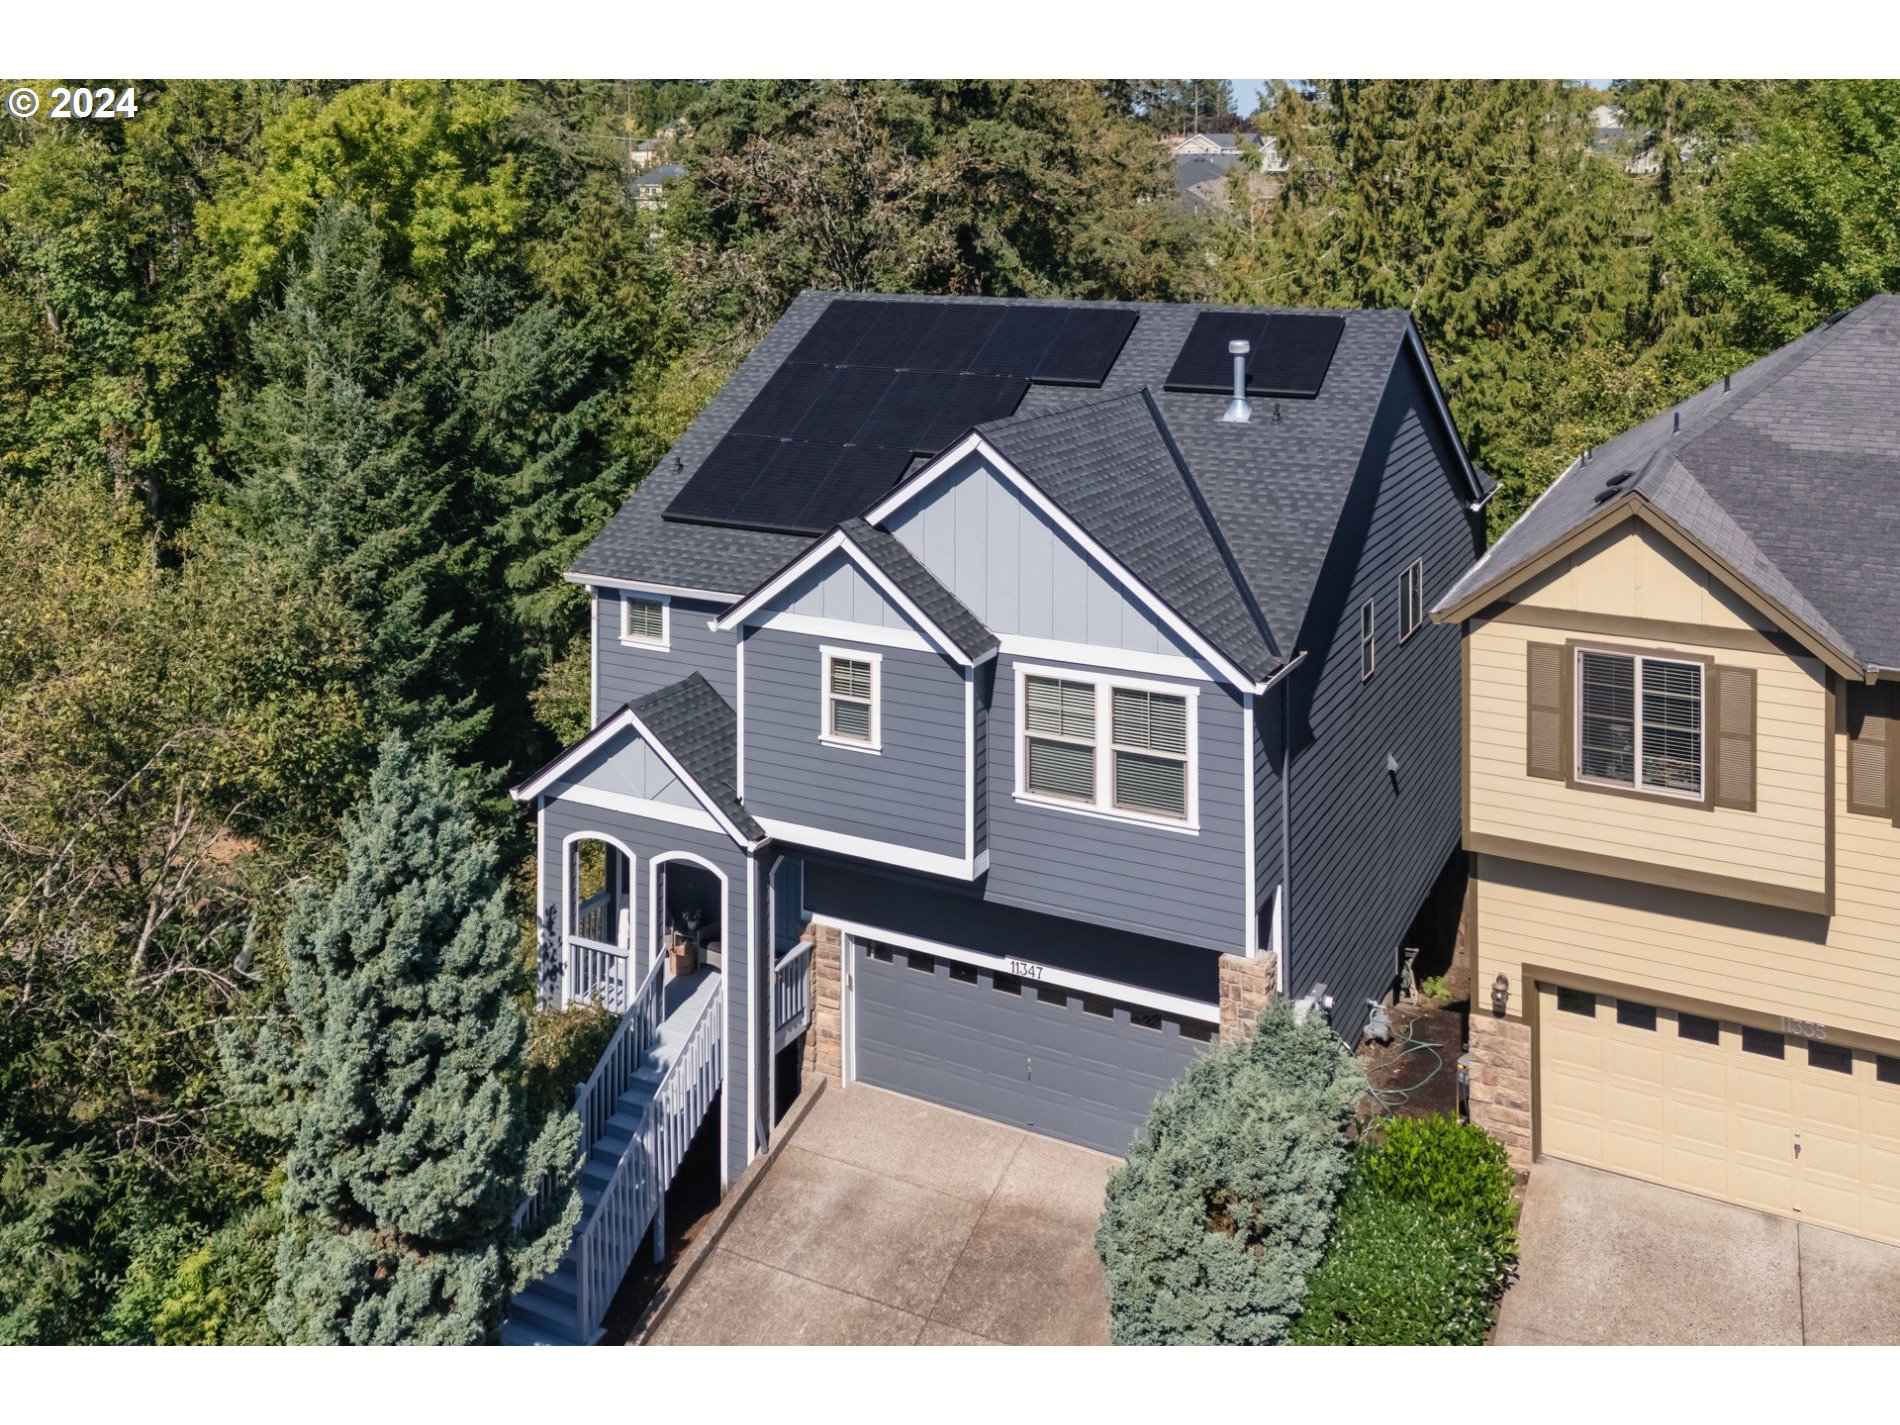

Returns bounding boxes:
[1576,648,1703,798]
[1399,559,1424,642]
[1020,670,1195,826]
[1360,600,1377,681]
[620,593,669,648]
[821,648,880,751]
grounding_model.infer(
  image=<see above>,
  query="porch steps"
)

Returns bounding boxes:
[501,969,721,1346]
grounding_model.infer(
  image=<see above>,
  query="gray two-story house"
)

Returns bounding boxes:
[501,291,1490,1344]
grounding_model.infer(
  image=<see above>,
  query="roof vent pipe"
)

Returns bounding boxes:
[1221,340,1252,423]
[1673,410,1681,432]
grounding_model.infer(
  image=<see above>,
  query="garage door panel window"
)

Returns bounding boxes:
[1019,667,1197,827]
[1556,986,1596,1016]
[1616,1000,1658,1031]
[1575,648,1705,799]
[1809,1042,1853,1075]
[1741,1026,1786,1059]
[1678,1012,1722,1045]
[1879,1056,1900,1086]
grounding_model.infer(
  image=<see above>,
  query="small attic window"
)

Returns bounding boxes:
[620,593,669,648]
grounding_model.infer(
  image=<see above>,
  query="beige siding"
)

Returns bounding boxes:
[1469,616,1828,895]
[1514,521,1774,632]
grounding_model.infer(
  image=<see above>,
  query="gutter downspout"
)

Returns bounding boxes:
[1277,659,1300,997]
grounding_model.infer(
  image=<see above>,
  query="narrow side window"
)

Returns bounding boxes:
[1360,600,1377,681]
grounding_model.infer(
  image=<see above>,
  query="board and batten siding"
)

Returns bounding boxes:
[594,593,736,721]
[741,626,967,861]
[986,653,1248,953]
[1467,526,1829,901]
[537,793,758,1177]
[1285,350,1483,1030]
[882,451,1205,658]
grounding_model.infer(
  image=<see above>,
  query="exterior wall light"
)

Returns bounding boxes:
[1491,972,1510,1016]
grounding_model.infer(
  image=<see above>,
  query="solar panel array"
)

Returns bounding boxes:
[664,299,1138,536]
[1162,310,1346,399]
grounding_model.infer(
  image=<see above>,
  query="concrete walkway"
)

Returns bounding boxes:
[1496,1159,1900,1345]
[645,1084,1116,1345]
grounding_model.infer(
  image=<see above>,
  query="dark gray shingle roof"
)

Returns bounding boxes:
[573,291,1463,678]
[838,518,998,662]
[1439,295,1900,668]
[974,389,1281,679]
[628,673,761,840]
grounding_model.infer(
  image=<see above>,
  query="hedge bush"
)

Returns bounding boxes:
[1094,1000,1366,1345]
[1290,1115,1519,1346]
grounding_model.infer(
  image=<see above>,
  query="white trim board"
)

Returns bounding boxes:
[736,609,933,654]
[545,782,723,834]
[820,915,1220,1024]
[754,817,975,881]
[568,572,739,602]
[863,434,1262,692]
[617,588,672,652]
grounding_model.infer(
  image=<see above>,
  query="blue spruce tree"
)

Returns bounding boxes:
[226,734,578,1343]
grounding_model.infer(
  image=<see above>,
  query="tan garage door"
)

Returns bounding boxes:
[1538,983,1900,1246]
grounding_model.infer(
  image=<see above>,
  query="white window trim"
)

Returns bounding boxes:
[1399,559,1424,644]
[619,590,671,650]
[820,645,882,753]
[1012,661,1199,833]
[1572,647,1707,802]
[1360,599,1377,682]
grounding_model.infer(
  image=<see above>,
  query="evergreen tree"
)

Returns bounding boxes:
[224,734,577,1345]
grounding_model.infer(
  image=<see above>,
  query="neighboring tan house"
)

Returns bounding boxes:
[1435,295,1900,1248]
[1167,132,1288,216]
[501,290,1490,1342]
[628,137,665,171]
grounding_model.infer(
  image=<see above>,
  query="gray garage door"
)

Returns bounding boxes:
[852,940,1213,1156]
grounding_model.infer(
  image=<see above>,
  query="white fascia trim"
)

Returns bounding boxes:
[589,591,599,725]
[746,849,759,1168]
[821,916,1220,1025]
[1242,691,1258,957]
[1012,660,1201,834]
[819,644,883,754]
[1401,327,1489,510]
[963,667,976,866]
[744,611,932,653]
[617,589,671,651]
[513,705,761,849]
[754,817,974,881]
[547,782,722,833]
[735,630,747,799]
[863,434,1258,691]
[567,572,739,603]
[712,527,979,667]
[996,633,1218,684]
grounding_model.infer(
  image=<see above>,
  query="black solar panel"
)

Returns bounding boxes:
[731,362,835,436]
[788,365,897,444]
[856,369,953,450]
[1247,313,1346,398]
[848,303,942,368]
[1033,308,1138,386]
[662,434,781,524]
[911,304,1002,373]
[784,298,891,366]
[921,374,1029,451]
[969,307,1066,377]
[1162,311,1270,393]
[792,445,914,531]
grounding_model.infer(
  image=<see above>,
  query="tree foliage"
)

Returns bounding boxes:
[222,735,578,1344]
[1095,1001,1366,1345]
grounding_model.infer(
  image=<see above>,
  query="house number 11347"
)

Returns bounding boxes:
[1008,959,1045,980]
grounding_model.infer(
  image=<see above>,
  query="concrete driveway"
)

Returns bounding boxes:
[1496,1159,1900,1345]
[644,1084,1115,1345]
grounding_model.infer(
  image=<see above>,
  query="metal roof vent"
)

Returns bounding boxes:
[1220,339,1252,423]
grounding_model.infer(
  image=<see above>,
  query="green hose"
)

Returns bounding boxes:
[1366,1021,1449,1115]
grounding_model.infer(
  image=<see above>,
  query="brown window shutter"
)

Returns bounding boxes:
[1846,682,1893,819]
[1526,642,1567,780]
[1709,664,1756,811]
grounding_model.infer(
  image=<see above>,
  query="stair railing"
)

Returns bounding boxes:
[573,979,725,1340]
[772,940,814,1052]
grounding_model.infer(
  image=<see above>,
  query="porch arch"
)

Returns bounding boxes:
[559,829,638,1008]
[648,850,731,970]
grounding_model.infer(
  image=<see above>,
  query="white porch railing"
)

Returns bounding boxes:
[566,934,632,1013]
[514,963,666,1241]
[773,940,814,1052]
[574,979,725,1337]
[575,889,614,944]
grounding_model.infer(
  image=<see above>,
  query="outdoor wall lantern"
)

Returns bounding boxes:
[1491,972,1510,1016]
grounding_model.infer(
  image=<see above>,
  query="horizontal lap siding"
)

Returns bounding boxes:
[594,595,736,720]
[986,654,1247,953]
[538,797,755,1175]
[1468,620,1828,892]
[743,627,966,860]
[1287,354,1480,1034]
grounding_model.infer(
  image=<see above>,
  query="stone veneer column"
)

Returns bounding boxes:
[1467,1011,1533,1172]
[1217,951,1276,1044]
[801,922,844,1084]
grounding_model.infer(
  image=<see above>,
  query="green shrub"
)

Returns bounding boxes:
[1359,1114,1519,1261]
[1290,1173,1509,1346]
[100,1200,283,1345]
[1418,974,1452,1006]
[1095,1000,1367,1345]
[523,998,620,1127]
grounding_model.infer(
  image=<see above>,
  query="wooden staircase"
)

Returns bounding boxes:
[502,966,723,1346]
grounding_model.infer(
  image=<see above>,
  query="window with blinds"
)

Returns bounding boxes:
[621,594,666,645]
[1575,649,1703,797]
[825,655,876,745]
[1400,559,1424,642]
[1024,675,1096,802]
[1111,688,1188,817]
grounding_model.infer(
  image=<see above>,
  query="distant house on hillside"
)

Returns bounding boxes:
[629,137,666,172]
[632,162,686,211]
[1168,132,1287,217]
